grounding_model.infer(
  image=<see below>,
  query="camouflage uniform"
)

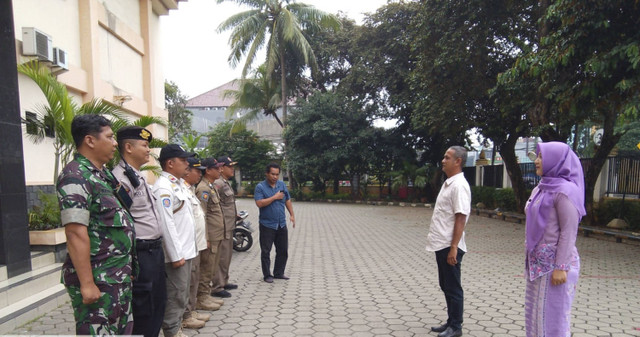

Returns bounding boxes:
[57,154,136,335]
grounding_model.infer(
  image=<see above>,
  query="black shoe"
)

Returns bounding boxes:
[211,290,232,298]
[431,324,448,333]
[224,283,238,290]
[274,275,290,280]
[264,276,274,283]
[438,327,462,337]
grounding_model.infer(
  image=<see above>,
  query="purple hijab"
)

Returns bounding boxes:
[525,142,586,253]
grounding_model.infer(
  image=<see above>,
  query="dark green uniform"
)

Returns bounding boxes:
[57,154,136,335]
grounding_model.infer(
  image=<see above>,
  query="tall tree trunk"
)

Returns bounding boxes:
[333,179,339,195]
[499,133,528,212]
[584,109,621,225]
[530,0,562,142]
[351,173,360,199]
[279,43,296,190]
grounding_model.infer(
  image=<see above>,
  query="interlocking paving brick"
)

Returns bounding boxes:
[10,199,640,336]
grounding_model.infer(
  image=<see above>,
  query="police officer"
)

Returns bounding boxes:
[57,115,135,335]
[112,126,166,337]
[195,158,227,306]
[211,156,239,298]
[152,144,197,337]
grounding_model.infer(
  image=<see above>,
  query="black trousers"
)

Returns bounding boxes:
[435,247,465,330]
[132,239,166,337]
[259,224,288,278]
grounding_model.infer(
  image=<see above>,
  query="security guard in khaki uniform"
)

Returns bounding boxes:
[211,156,239,298]
[195,158,227,306]
[113,126,166,337]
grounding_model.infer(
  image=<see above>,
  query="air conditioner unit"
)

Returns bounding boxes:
[22,27,53,62]
[52,47,68,70]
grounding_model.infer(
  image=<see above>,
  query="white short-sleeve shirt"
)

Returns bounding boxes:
[425,172,471,252]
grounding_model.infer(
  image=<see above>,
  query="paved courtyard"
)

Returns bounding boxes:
[11,199,640,336]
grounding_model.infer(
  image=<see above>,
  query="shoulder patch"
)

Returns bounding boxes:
[162,197,171,208]
[200,191,210,202]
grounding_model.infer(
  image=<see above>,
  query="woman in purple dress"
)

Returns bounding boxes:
[524,142,586,337]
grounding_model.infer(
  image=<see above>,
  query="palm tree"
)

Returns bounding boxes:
[216,0,340,126]
[18,61,124,181]
[223,64,283,133]
[19,61,168,179]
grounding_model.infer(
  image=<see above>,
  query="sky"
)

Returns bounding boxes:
[161,0,391,99]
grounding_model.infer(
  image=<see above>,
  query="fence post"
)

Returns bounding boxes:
[476,165,482,187]
[502,165,510,188]
[593,158,609,203]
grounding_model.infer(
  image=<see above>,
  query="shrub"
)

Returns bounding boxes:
[595,198,640,230]
[472,186,496,209]
[494,188,517,212]
[28,191,61,230]
[471,186,518,212]
[325,193,351,200]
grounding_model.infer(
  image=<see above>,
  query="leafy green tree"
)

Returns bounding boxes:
[502,0,640,221]
[19,61,123,181]
[284,91,377,198]
[165,80,193,142]
[206,121,278,184]
[408,0,538,211]
[180,133,208,158]
[216,0,340,126]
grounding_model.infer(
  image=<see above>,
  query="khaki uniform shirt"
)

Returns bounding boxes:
[214,177,237,238]
[196,177,226,241]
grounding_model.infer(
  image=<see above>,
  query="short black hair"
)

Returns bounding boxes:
[265,162,281,173]
[71,115,111,148]
[117,138,136,153]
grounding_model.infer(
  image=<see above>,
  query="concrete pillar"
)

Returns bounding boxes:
[503,165,510,188]
[0,0,33,277]
[593,158,609,203]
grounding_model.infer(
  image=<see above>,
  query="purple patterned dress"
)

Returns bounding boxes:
[524,189,580,337]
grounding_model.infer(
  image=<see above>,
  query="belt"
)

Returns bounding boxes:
[136,237,163,251]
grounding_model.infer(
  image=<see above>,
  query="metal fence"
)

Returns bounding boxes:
[519,162,539,190]
[462,167,476,186]
[606,157,640,196]
[481,165,504,188]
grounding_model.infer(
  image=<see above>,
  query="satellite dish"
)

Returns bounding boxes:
[593,129,604,146]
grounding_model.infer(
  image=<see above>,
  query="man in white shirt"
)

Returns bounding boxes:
[152,144,197,337]
[425,146,471,337]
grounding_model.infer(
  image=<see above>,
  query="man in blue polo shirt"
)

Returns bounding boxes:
[254,162,296,283]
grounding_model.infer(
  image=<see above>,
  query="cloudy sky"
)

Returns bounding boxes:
[161,0,391,99]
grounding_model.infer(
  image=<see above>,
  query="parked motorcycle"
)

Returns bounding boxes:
[233,210,253,252]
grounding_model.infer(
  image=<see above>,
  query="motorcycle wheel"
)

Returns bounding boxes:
[233,229,252,252]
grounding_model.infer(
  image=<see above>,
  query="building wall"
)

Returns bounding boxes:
[13,0,174,185]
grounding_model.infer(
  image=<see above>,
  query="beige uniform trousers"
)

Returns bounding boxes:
[198,240,223,296]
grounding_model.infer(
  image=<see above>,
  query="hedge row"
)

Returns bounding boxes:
[471,186,520,212]
[595,198,640,230]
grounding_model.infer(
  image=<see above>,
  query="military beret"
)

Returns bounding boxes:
[117,126,153,143]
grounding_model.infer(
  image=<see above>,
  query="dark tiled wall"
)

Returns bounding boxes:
[26,185,56,211]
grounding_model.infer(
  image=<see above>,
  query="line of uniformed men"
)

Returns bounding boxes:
[57,116,239,337]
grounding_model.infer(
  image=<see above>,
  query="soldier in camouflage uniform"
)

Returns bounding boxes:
[57,115,136,335]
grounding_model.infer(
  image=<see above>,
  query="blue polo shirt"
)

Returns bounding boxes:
[254,180,290,229]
